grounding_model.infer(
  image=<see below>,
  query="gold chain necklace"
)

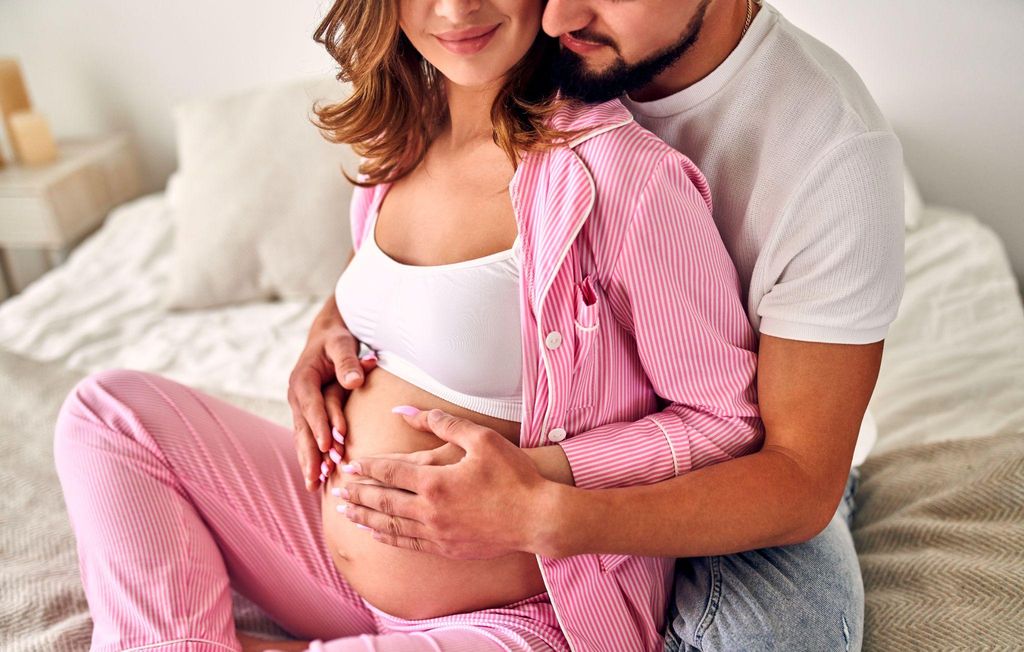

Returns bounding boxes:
[741,0,758,39]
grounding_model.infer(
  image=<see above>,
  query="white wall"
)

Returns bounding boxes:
[2,0,1022,285]
[772,0,1024,286]
[0,0,338,193]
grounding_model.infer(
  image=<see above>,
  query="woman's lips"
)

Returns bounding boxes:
[560,32,605,55]
[435,24,501,55]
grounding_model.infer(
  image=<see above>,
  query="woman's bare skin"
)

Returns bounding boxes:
[293,0,555,624]
[322,364,546,620]
[312,87,549,620]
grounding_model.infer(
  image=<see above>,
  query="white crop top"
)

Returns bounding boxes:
[335,202,524,422]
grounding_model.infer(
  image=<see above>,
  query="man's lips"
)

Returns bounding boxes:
[560,32,607,55]
[434,24,501,55]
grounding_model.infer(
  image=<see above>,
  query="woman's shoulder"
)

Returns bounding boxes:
[348,172,390,251]
[551,99,711,214]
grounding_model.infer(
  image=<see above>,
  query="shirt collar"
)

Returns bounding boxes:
[546,97,635,147]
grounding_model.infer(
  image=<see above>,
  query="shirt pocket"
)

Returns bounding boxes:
[567,274,601,412]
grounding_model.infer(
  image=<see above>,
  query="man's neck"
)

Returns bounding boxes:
[629,0,762,103]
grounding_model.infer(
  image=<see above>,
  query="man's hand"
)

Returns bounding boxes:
[338,408,562,559]
[236,632,309,652]
[287,292,377,492]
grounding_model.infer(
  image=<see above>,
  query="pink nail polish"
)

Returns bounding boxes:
[318,473,326,484]
[341,462,362,475]
[336,503,348,513]
[355,523,371,531]
[329,448,342,464]
[321,461,330,475]
[340,487,350,499]
[331,487,342,497]
[332,426,344,444]
[391,405,420,416]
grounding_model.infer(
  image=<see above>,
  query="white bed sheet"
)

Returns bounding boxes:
[0,192,322,403]
[868,205,1024,453]
[0,192,1022,456]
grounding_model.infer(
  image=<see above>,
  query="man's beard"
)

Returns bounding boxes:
[553,0,711,104]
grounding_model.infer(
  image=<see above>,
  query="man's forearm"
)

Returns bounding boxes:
[523,445,574,486]
[313,293,342,330]
[311,251,354,341]
[308,293,352,349]
[532,447,843,559]
[527,337,881,560]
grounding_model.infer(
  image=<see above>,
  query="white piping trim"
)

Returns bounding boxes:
[567,116,635,148]
[536,147,598,439]
[648,415,680,478]
[528,115,633,652]
[124,637,238,651]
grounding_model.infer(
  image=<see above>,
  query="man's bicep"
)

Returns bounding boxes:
[756,334,883,504]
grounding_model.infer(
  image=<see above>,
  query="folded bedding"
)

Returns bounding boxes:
[853,430,1024,650]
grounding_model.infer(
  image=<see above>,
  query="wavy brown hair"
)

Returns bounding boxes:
[310,0,580,186]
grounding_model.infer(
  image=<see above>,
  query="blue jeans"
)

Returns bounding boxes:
[664,469,863,652]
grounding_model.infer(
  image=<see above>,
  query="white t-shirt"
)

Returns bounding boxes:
[623,2,905,466]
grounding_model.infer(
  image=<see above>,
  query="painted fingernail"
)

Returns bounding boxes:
[361,350,377,361]
[331,487,343,497]
[332,426,344,444]
[329,448,342,464]
[344,371,361,385]
[340,487,351,499]
[391,405,420,416]
[336,502,348,513]
[355,523,371,531]
[321,461,330,475]
[341,462,362,475]
[318,473,326,484]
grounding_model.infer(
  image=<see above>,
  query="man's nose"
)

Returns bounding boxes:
[542,0,593,38]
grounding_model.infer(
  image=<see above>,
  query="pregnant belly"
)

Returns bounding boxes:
[321,366,546,620]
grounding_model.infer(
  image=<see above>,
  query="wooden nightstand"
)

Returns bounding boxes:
[0,133,144,298]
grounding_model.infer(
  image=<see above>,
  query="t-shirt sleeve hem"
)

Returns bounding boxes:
[758,317,889,345]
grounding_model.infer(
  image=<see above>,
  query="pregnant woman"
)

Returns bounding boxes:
[53,1,762,651]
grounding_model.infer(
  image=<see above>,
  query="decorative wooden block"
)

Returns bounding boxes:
[0,59,33,164]
[9,111,57,165]
[0,59,31,114]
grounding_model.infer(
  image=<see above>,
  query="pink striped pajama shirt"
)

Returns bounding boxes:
[53,98,762,652]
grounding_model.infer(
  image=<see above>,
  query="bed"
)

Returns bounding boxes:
[1,101,1022,650]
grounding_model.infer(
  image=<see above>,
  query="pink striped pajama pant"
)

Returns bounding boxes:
[53,368,569,652]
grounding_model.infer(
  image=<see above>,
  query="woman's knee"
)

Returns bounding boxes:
[53,368,172,462]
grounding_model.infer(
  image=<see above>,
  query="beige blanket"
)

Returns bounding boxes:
[853,430,1024,650]
[0,348,292,650]
[2,347,1023,650]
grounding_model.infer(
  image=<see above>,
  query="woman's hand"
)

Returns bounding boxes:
[287,296,377,492]
[338,408,564,559]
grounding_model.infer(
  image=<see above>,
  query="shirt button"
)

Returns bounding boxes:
[545,331,563,350]
[547,427,567,443]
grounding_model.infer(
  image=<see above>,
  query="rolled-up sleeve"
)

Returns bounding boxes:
[558,155,764,490]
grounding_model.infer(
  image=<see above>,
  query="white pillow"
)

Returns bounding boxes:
[163,75,359,309]
[903,163,924,230]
